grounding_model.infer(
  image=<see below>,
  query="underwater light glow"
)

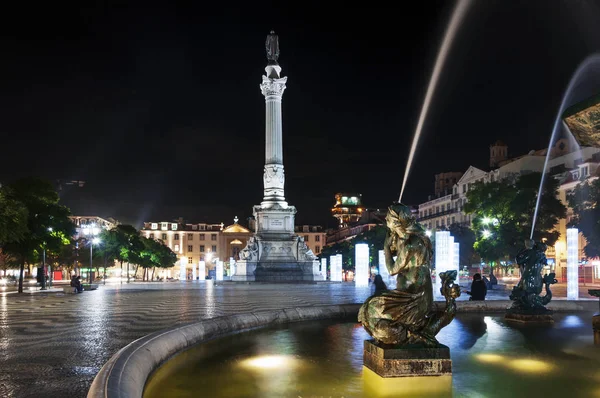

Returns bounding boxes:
[240,355,298,370]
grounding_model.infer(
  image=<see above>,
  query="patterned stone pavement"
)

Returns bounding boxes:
[0,282,374,398]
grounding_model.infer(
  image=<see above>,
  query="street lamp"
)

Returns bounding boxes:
[83,223,101,284]
[41,227,53,290]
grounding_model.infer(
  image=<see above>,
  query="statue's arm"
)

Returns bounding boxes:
[384,231,395,274]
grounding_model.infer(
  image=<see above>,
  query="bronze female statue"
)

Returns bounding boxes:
[358,203,460,347]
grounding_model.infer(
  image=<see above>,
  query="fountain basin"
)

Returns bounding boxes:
[87,300,598,398]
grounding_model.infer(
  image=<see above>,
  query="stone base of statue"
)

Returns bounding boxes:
[232,209,324,282]
[504,308,554,325]
[363,340,452,378]
[593,314,600,346]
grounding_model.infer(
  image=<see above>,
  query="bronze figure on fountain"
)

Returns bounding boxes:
[507,239,557,320]
[358,203,461,347]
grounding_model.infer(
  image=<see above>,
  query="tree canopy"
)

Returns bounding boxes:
[320,225,386,272]
[0,185,28,245]
[1,178,74,292]
[567,179,600,257]
[464,172,566,265]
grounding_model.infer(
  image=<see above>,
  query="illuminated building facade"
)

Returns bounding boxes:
[331,193,364,227]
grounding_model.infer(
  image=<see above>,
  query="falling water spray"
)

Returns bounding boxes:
[399,0,472,203]
[530,54,600,239]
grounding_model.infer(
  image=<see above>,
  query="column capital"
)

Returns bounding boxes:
[260,75,287,98]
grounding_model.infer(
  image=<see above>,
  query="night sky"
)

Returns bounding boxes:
[2,1,600,228]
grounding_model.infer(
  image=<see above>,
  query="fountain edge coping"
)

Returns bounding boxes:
[87,300,597,398]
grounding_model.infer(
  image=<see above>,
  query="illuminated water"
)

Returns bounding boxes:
[399,0,472,202]
[145,312,599,398]
[531,54,600,239]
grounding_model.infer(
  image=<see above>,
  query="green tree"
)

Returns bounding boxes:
[0,250,19,277]
[465,172,566,274]
[109,225,143,282]
[0,186,28,245]
[320,240,353,271]
[1,178,74,293]
[320,225,386,274]
[447,223,478,267]
[567,179,600,257]
[138,237,177,280]
[96,229,121,278]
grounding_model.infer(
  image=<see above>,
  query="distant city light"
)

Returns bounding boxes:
[355,244,369,287]
[567,228,579,300]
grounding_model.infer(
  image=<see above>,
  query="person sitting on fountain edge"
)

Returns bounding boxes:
[373,274,387,296]
[466,273,487,301]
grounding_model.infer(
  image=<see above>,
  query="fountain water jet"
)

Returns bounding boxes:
[530,54,600,239]
[398,0,472,202]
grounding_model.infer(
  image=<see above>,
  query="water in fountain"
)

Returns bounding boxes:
[530,54,600,239]
[398,0,472,202]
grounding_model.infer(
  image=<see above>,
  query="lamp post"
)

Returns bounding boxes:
[82,223,101,284]
[46,227,53,289]
[40,227,53,290]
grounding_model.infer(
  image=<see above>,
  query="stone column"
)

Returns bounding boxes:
[260,65,288,208]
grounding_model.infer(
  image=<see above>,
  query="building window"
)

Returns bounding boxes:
[462,184,466,193]
[192,225,198,230]
[174,244,179,252]
[304,235,309,242]
[211,234,217,241]
[188,234,193,240]
[188,257,193,264]
[161,233,167,240]
[581,166,589,177]
[200,234,205,240]
[151,223,158,230]
[174,234,179,241]
[211,245,217,252]
[188,245,193,252]
[315,246,321,254]
[200,245,205,252]
[171,223,178,230]
[428,223,432,229]
[315,235,320,242]
[303,226,309,232]
[149,233,154,239]
[452,216,455,224]
[441,204,445,212]
[436,220,439,227]
[200,225,206,231]
[436,206,439,213]
[161,222,168,230]
[200,255,204,261]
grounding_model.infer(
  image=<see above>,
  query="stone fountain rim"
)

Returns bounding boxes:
[86,300,596,398]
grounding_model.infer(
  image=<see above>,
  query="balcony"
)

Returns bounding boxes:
[417,208,459,222]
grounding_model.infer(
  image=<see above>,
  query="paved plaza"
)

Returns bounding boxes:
[0,281,597,398]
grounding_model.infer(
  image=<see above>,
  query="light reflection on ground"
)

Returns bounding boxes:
[144,312,599,398]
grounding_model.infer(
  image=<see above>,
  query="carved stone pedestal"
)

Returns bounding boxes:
[505,309,554,325]
[363,340,452,378]
[593,314,600,346]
